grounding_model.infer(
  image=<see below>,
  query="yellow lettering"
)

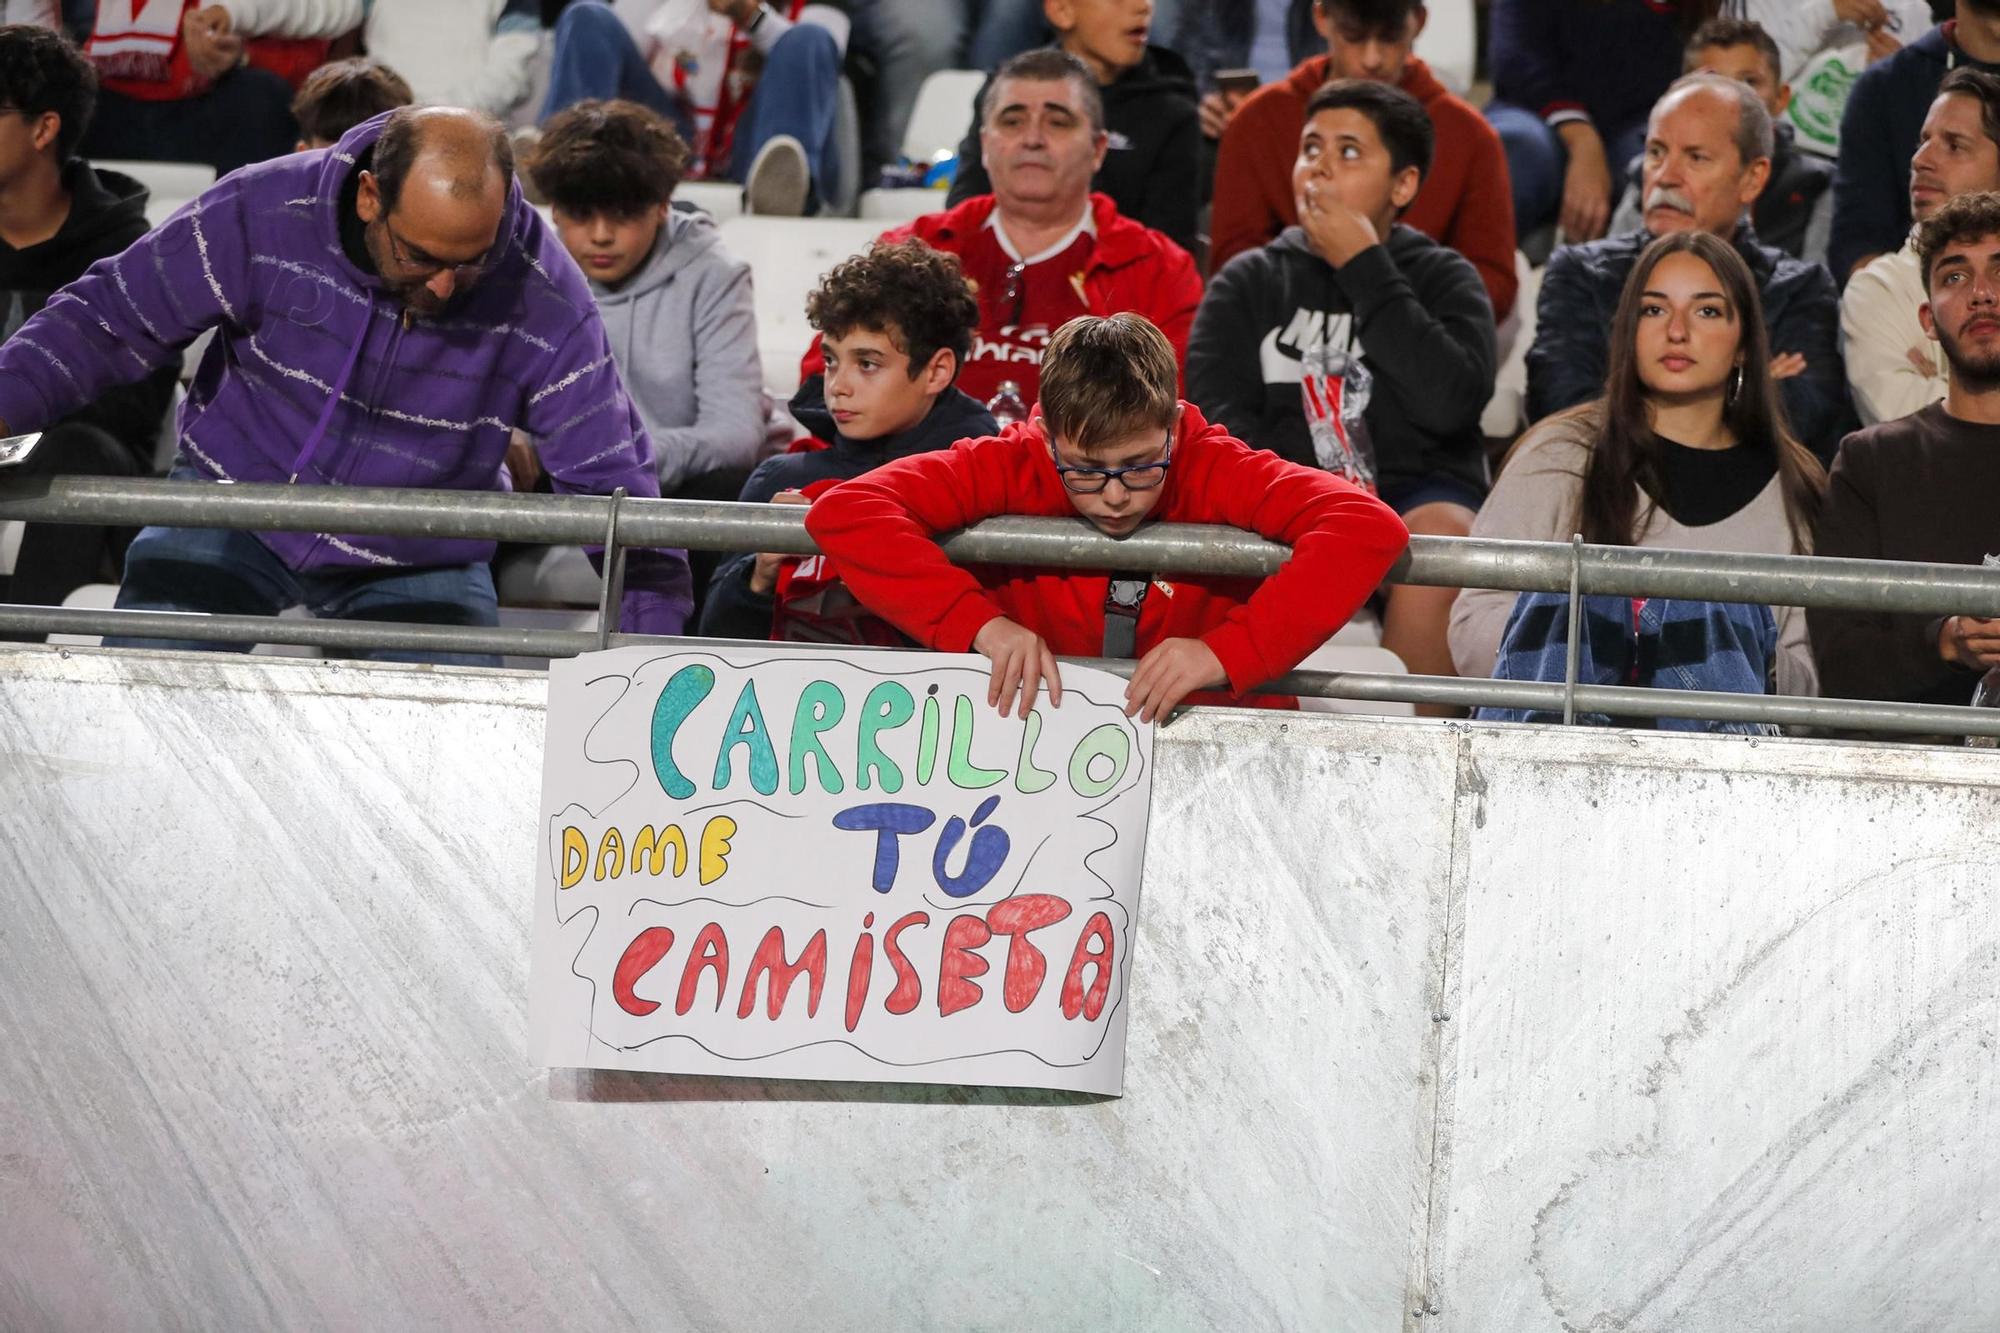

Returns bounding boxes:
[632,823,689,878]
[593,826,625,881]
[560,826,588,889]
[699,815,737,886]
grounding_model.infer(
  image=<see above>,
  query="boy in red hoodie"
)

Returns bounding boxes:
[804,312,1409,722]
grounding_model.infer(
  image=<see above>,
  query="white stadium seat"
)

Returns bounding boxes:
[719,216,888,398]
[857,68,985,225]
[1414,0,1476,95]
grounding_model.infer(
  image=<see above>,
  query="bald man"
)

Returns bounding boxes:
[0,106,692,662]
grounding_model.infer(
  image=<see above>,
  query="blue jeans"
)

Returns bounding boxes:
[1484,101,1648,236]
[108,520,502,669]
[541,1,695,140]
[542,1,839,205]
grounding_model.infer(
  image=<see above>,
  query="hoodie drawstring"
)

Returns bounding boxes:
[287,305,373,482]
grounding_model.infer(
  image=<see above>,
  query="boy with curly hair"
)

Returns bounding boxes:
[700,239,997,640]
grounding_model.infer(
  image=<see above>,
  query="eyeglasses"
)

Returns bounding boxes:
[1052,433,1174,494]
[382,221,492,283]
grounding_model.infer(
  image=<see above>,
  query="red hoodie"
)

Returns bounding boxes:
[802,402,1409,705]
[1209,55,1518,321]
[802,193,1205,399]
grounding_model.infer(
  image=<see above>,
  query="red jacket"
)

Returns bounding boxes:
[1209,55,1518,321]
[802,193,1204,383]
[802,402,1409,704]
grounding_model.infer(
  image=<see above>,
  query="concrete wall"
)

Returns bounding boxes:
[1,648,1995,1331]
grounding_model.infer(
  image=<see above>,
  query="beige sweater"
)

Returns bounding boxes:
[1448,413,1819,696]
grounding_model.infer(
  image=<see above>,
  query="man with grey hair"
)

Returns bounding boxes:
[1527,71,1851,458]
[845,48,1202,408]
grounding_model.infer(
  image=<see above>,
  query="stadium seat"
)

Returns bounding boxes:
[677,181,744,221]
[1482,251,1540,439]
[91,159,216,228]
[719,216,887,397]
[1293,642,1417,717]
[1414,0,1476,95]
[856,68,984,223]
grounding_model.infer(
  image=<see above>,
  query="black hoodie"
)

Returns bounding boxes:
[945,45,1202,256]
[698,376,997,640]
[0,160,175,466]
[1186,224,1496,502]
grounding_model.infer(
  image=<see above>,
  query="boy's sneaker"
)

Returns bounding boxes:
[744,134,811,217]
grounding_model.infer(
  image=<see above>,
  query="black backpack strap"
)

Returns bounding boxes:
[1102,571,1151,659]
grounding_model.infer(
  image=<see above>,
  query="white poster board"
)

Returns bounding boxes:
[528,646,1156,1094]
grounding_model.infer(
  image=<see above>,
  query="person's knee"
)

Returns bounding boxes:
[554,0,632,53]
[768,22,841,79]
[1400,501,1476,539]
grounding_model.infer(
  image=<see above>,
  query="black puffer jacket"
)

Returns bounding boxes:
[698,378,997,641]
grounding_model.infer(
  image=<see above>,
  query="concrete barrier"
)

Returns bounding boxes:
[1,648,1995,1331]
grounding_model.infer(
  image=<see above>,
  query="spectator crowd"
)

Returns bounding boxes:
[4,0,2000,735]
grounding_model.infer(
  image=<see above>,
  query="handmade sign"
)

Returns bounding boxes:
[528,646,1156,1094]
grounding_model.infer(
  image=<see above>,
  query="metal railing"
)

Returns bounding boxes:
[3,476,1998,741]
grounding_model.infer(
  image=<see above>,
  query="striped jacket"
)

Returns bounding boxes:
[0,112,691,630]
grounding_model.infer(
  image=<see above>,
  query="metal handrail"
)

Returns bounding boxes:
[2,477,1996,741]
[2,476,1997,615]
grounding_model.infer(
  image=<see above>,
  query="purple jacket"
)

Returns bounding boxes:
[0,114,691,632]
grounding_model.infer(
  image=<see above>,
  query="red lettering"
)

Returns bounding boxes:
[675,921,731,1015]
[1060,912,1115,1021]
[985,894,1073,1013]
[612,926,675,1017]
[736,926,828,1020]
[882,911,929,1015]
[845,912,876,1034]
[938,914,993,1017]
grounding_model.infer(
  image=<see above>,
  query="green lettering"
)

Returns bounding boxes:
[857,681,914,793]
[788,679,847,795]
[712,680,779,795]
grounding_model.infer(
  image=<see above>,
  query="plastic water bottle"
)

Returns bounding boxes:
[1968,554,2000,747]
[986,381,1028,429]
[1299,335,1377,492]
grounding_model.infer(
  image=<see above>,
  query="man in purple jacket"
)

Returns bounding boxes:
[0,105,692,665]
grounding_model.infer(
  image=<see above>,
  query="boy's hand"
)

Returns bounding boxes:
[747,490,810,596]
[1125,637,1226,723]
[1296,181,1379,267]
[974,616,1062,719]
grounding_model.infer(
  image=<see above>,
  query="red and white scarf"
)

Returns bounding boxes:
[85,0,189,83]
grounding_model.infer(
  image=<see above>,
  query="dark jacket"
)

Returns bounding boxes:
[1619,123,1832,261]
[1169,0,1320,93]
[0,159,175,469]
[946,45,1201,256]
[1185,224,1495,501]
[1809,403,2000,710]
[699,378,997,641]
[1828,22,2000,285]
[1526,225,1850,460]
[1488,0,1687,137]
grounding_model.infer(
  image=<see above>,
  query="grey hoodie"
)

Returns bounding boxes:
[590,208,768,492]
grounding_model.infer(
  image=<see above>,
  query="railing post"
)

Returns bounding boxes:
[595,487,628,652]
[1562,533,1584,727]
